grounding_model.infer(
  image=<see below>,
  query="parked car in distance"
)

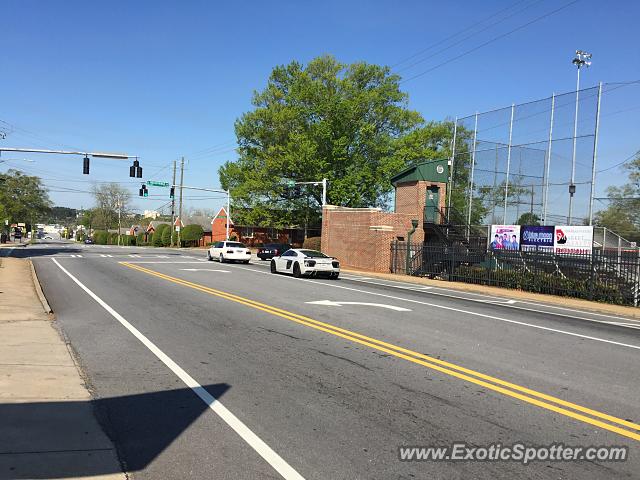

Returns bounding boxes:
[257,243,293,261]
[208,241,251,263]
[270,249,339,279]
[84,237,93,244]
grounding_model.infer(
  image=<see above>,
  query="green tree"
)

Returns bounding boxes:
[0,169,51,225]
[152,224,169,247]
[91,183,131,231]
[594,152,640,241]
[161,226,172,246]
[516,212,541,226]
[180,224,204,246]
[219,55,453,228]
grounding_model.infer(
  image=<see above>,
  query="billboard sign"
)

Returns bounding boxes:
[520,225,554,251]
[554,226,593,255]
[489,225,521,251]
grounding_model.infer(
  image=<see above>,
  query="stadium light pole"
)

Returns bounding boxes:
[568,50,591,225]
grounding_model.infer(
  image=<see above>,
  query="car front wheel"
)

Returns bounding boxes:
[270,261,277,273]
[207,251,212,261]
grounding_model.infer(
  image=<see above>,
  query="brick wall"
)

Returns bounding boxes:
[395,181,447,219]
[321,206,424,272]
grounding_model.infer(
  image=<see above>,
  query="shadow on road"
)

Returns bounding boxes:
[0,383,230,479]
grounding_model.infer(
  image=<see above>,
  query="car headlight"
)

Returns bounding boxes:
[332,261,340,268]
[304,260,316,267]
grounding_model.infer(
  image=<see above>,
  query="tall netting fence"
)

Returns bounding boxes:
[450,85,602,226]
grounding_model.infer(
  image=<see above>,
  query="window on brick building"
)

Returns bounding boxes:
[240,226,254,238]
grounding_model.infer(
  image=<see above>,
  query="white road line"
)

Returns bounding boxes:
[306,300,411,312]
[228,264,640,351]
[180,268,230,273]
[340,276,640,325]
[121,261,209,264]
[51,258,304,480]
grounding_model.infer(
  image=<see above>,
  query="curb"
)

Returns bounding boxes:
[29,259,53,314]
[342,268,640,319]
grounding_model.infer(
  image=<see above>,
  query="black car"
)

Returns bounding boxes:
[257,243,293,260]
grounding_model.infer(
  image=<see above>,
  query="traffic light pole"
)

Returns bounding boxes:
[170,160,177,247]
[177,157,185,248]
[169,184,231,241]
[0,148,139,176]
[289,178,328,206]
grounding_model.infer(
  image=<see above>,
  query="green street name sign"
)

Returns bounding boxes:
[147,181,170,187]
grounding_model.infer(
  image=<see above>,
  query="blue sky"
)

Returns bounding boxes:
[2,0,639,216]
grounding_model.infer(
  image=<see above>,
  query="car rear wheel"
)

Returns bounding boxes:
[270,261,277,273]
[219,254,225,263]
[293,263,301,278]
[207,251,212,261]
[243,260,250,264]
[331,273,340,280]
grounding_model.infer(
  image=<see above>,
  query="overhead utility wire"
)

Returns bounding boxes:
[401,0,580,83]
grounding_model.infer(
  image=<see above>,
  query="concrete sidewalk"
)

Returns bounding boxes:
[0,257,126,479]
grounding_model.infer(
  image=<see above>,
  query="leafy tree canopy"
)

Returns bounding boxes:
[219,55,453,228]
[516,212,541,226]
[91,183,131,230]
[594,152,640,241]
[0,169,51,225]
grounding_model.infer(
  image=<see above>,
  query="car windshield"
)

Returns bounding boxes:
[226,242,246,248]
[299,249,329,258]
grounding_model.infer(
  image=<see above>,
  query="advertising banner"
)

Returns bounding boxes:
[554,226,593,255]
[489,225,521,251]
[520,225,554,252]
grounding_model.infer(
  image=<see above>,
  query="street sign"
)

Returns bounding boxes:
[285,180,296,187]
[147,181,170,187]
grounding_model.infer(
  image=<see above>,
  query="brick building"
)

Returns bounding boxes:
[321,158,449,272]
[210,207,316,247]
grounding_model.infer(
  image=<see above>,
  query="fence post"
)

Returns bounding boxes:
[503,104,515,224]
[617,237,622,276]
[447,118,458,224]
[588,250,595,301]
[588,82,603,225]
[635,249,640,307]
[542,93,555,225]
[467,112,479,239]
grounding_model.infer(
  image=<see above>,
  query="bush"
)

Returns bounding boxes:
[302,236,322,251]
[136,232,146,246]
[150,224,169,247]
[93,231,108,245]
[147,233,153,245]
[452,265,626,305]
[108,232,119,245]
[161,227,172,246]
[181,224,204,247]
[120,235,136,246]
[152,232,164,247]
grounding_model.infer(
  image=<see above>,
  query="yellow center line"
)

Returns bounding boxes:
[120,261,640,442]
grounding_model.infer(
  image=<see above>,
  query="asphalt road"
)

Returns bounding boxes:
[8,240,640,479]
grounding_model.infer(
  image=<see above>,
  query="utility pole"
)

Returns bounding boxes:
[170,159,177,247]
[116,194,122,246]
[177,157,185,248]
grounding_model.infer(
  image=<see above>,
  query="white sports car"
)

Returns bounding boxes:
[270,249,340,279]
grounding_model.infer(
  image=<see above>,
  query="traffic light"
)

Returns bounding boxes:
[139,184,149,197]
[130,159,143,178]
[169,186,175,198]
[82,156,90,175]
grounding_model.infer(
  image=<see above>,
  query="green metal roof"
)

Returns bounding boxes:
[391,158,449,186]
